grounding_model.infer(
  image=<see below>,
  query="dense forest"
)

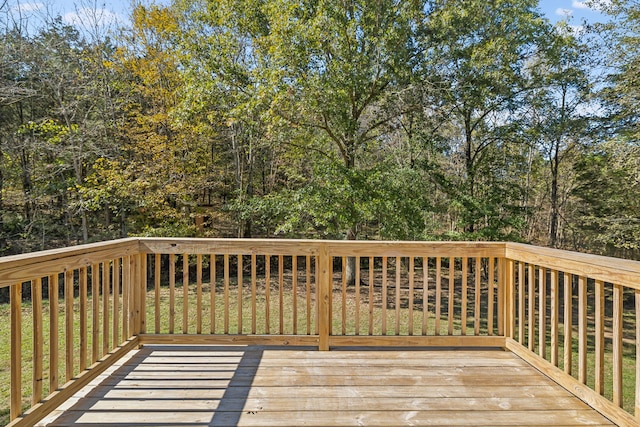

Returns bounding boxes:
[1,0,639,259]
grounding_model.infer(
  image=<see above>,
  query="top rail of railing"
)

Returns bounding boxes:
[0,238,139,288]
[505,242,640,290]
[4,238,640,289]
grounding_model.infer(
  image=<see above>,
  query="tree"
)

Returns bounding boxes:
[419,0,550,238]
[81,4,203,238]
[570,0,640,256]
[523,23,593,247]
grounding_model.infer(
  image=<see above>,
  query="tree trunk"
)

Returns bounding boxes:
[464,111,475,234]
[345,226,357,286]
[0,146,5,253]
[549,142,560,248]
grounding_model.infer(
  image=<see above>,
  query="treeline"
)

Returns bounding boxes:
[1,0,639,258]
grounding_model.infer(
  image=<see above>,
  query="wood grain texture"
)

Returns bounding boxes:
[507,339,635,427]
[0,239,139,288]
[36,344,615,427]
[506,242,640,290]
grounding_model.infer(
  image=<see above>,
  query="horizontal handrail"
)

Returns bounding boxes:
[0,238,139,288]
[506,242,640,291]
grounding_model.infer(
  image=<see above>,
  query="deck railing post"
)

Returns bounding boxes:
[318,243,331,351]
[504,258,516,339]
[10,282,22,422]
[128,255,137,337]
[132,253,144,336]
[140,253,147,335]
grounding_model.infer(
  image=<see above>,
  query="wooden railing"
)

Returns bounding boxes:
[1,238,639,426]
[502,243,640,427]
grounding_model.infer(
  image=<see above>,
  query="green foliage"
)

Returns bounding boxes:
[1,0,640,261]
[573,140,640,255]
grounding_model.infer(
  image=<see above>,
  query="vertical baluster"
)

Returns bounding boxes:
[396,256,401,336]
[50,274,60,390]
[422,257,428,336]
[314,256,319,336]
[613,283,623,407]
[102,263,109,354]
[564,273,573,375]
[169,254,175,334]
[265,255,271,334]
[528,264,534,351]
[224,254,230,334]
[129,255,137,335]
[113,260,120,346]
[341,257,347,335]
[461,257,467,336]
[33,278,43,404]
[183,254,189,334]
[122,257,130,340]
[140,254,147,334]
[539,267,546,359]
[279,255,284,335]
[474,257,480,336]
[252,254,257,335]
[578,276,587,384]
[382,257,387,335]
[91,265,99,363]
[448,257,454,336]
[66,269,74,382]
[10,282,22,421]
[550,269,558,367]
[595,280,605,395]
[518,262,524,345]
[369,257,374,336]
[409,257,415,336]
[210,254,216,334]
[435,257,441,336]
[355,256,360,336]
[197,254,203,334]
[293,256,298,335]
[155,254,161,334]
[306,255,312,336]
[328,255,333,336]
[488,258,495,336]
[497,258,504,336]
[238,255,243,334]
[79,268,87,371]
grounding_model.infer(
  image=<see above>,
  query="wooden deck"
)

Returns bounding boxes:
[37,345,615,426]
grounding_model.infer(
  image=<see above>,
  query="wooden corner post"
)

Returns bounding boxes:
[318,244,331,351]
[504,258,516,339]
[10,283,22,422]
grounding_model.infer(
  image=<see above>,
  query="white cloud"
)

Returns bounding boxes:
[572,1,589,9]
[11,2,44,13]
[556,8,573,17]
[62,7,122,28]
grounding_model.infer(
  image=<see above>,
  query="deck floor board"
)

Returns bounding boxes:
[38,345,615,426]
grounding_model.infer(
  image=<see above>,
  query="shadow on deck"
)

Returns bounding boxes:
[38,345,615,426]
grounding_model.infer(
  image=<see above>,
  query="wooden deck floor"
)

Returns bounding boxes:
[38,345,615,426]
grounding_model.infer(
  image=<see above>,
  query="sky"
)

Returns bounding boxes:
[3,0,613,33]
[538,0,611,26]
